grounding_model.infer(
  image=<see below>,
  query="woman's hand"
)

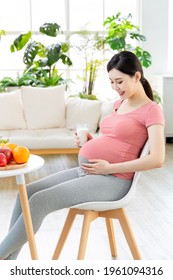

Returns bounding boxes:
[81,159,111,175]
[74,132,93,147]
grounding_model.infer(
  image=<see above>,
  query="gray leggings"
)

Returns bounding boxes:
[0,158,132,260]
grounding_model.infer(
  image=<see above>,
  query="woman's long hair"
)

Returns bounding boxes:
[107,51,154,101]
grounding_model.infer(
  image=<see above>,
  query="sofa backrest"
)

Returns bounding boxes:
[0,88,116,131]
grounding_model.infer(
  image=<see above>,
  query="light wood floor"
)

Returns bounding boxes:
[0,144,173,260]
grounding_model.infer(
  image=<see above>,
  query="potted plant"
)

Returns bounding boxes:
[0,22,72,91]
[0,72,38,92]
[100,12,161,103]
[102,12,152,68]
[70,13,152,100]
[71,28,106,99]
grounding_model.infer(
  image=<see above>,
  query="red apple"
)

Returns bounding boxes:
[0,153,7,167]
[0,147,13,164]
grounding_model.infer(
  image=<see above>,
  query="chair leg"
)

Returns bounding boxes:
[77,210,98,260]
[105,218,117,257]
[116,208,142,260]
[52,208,78,260]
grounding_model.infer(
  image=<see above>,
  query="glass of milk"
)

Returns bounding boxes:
[76,123,89,147]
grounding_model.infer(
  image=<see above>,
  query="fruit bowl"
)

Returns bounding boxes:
[0,161,27,171]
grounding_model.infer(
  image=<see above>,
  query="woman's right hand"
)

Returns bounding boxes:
[74,131,93,147]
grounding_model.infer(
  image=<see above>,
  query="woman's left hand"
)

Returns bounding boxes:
[81,159,111,175]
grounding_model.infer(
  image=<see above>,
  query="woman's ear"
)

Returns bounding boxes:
[135,71,141,82]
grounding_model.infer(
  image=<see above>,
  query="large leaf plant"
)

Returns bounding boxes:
[102,13,163,102]
[103,12,152,68]
[9,23,72,87]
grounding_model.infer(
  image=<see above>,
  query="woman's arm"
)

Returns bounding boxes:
[81,124,165,175]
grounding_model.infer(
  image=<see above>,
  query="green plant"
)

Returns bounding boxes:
[0,29,5,40]
[153,90,162,104]
[79,93,98,100]
[9,22,72,87]
[0,72,37,92]
[71,28,106,98]
[103,12,152,68]
[0,27,6,91]
[33,68,64,87]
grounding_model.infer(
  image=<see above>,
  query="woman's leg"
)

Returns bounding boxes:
[1,167,79,259]
[0,173,131,259]
[8,168,79,231]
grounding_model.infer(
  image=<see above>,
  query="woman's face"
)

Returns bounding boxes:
[108,68,140,100]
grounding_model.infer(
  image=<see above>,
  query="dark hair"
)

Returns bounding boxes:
[107,51,154,101]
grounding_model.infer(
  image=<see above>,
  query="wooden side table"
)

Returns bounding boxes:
[0,154,44,259]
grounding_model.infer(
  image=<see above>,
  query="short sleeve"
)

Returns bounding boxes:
[145,103,165,127]
[113,99,122,111]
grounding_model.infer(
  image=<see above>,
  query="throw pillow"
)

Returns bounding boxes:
[66,98,102,133]
[21,85,66,129]
[0,89,26,130]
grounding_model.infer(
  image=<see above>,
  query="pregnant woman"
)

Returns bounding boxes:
[0,51,165,260]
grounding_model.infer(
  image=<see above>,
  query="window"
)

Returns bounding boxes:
[0,0,138,98]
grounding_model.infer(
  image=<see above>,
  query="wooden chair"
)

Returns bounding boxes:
[52,140,149,260]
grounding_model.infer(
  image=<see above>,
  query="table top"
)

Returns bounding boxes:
[0,154,44,178]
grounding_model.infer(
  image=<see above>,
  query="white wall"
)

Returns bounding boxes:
[139,0,169,75]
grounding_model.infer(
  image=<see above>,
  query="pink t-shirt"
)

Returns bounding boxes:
[79,100,165,180]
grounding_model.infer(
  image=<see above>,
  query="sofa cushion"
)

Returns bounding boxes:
[0,128,99,149]
[0,89,26,130]
[66,98,102,133]
[21,85,66,129]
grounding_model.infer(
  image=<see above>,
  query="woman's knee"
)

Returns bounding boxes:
[29,191,47,215]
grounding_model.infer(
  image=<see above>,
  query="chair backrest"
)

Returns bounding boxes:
[72,139,150,211]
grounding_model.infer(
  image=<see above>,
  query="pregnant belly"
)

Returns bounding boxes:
[79,136,121,164]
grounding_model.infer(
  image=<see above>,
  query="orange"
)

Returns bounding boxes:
[13,146,30,164]
[5,142,18,151]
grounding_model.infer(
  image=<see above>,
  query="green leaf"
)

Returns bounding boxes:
[108,37,126,51]
[23,41,43,65]
[34,58,48,68]
[10,31,32,52]
[0,29,6,39]
[10,45,15,52]
[79,93,97,100]
[60,54,73,66]
[61,42,69,53]
[134,47,152,68]
[46,43,61,66]
[34,69,64,87]
[0,76,17,89]
[130,33,146,41]
[103,13,152,67]
[39,23,61,37]
[153,90,162,104]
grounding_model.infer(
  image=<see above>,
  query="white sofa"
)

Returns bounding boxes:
[0,85,115,154]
